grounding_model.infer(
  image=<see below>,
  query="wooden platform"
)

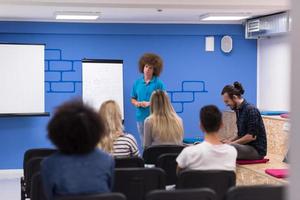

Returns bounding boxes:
[221,111,289,186]
[236,154,288,185]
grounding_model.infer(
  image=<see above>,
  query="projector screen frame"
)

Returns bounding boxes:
[0,112,50,117]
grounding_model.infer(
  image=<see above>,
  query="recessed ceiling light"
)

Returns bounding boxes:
[200,13,250,21]
[55,12,100,20]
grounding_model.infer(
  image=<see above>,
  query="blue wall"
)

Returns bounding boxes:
[0,22,257,169]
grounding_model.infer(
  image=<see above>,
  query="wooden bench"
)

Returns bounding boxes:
[221,111,289,186]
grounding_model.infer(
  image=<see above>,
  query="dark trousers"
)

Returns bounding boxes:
[231,143,264,160]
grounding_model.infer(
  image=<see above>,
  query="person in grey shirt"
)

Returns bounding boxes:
[144,90,184,148]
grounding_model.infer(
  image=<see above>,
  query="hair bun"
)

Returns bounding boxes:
[233,81,245,95]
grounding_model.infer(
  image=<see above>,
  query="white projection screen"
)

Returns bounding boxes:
[0,44,45,115]
[82,60,124,119]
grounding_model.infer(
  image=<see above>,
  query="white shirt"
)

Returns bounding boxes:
[176,141,237,171]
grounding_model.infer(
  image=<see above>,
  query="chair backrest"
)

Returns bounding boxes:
[25,157,44,196]
[115,157,144,168]
[113,168,166,200]
[55,193,127,200]
[31,172,47,200]
[156,153,179,185]
[225,185,286,200]
[31,173,127,200]
[177,170,236,200]
[143,145,185,164]
[22,148,56,199]
[146,188,217,200]
[23,148,57,172]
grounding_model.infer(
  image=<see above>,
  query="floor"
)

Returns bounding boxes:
[0,170,22,200]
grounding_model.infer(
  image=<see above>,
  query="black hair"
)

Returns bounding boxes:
[221,81,245,99]
[200,105,222,133]
[47,99,105,155]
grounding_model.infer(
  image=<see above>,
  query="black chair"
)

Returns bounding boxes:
[22,148,57,170]
[113,168,166,200]
[146,188,217,200]
[21,148,57,200]
[177,170,236,200]
[143,145,184,164]
[225,185,286,200]
[55,193,127,200]
[31,172,126,200]
[115,157,144,168]
[156,153,179,185]
[31,172,46,200]
[22,157,44,200]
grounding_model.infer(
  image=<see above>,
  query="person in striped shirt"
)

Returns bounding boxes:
[98,100,140,157]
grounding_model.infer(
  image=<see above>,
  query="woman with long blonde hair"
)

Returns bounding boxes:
[98,100,139,157]
[144,90,184,148]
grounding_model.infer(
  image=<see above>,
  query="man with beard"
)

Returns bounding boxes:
[221,81,267,160]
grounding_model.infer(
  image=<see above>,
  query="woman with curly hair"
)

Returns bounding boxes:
[41,100,114,200]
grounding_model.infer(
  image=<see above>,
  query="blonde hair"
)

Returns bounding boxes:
[98,100,123,153]
[149,90,184,143]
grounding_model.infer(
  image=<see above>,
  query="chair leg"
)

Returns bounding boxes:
[20,177,26,200]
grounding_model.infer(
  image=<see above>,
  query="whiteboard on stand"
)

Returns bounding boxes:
[82,59,124,119]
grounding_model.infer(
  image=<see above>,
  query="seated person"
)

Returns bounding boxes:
[41,100,114,200]
[144,90,184,148]
[221,81,267,160]
[177,105,237,173]
[98,100,139,157]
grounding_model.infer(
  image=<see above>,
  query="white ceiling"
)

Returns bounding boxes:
[0,0,290,24]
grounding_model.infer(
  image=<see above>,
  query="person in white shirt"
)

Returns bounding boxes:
[176,105,237,173]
